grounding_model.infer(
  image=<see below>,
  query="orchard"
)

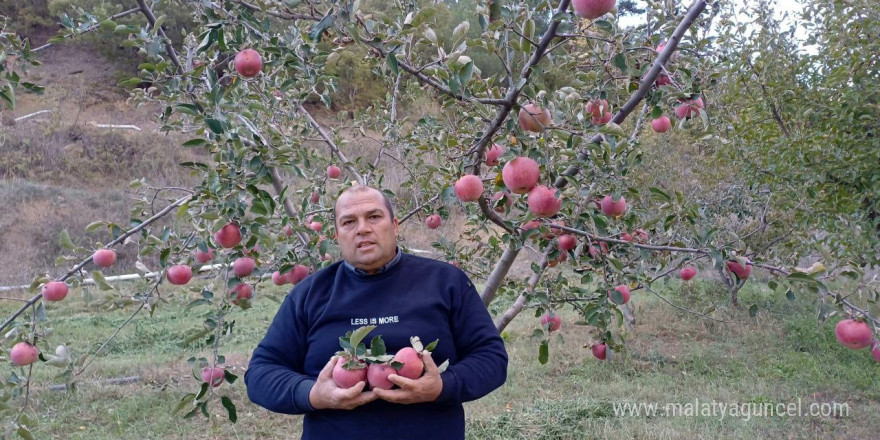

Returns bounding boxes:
[1,0,879,437]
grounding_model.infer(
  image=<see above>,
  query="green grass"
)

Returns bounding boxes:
[1,279,878,439]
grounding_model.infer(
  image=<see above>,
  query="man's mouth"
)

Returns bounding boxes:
[357,241,376,249]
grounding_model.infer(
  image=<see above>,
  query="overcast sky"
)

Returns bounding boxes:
[619,0,809,43]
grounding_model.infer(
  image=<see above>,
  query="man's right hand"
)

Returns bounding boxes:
[308,356,377,410]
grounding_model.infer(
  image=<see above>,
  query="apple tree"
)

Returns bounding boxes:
[1,0,878,436]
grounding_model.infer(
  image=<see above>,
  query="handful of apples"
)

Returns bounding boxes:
[331,326,447,390]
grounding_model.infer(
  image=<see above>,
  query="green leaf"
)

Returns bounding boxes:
[348,325,376,355]
[59,229,74,250]
[538,339,549,365]
[612,52,628,74]
[649,187,671,202]
[748,304,758,318]
[221,396,238,423]
[309,13,335,42]
[17,426,35,440]
[386,52,399,75]
[205,119,224,134]
[369,335,386,356]
[1,83,15,110]
[785,290,796,302]
[424,339,439,352]
[173,393,196,414]
[91,270,114,291]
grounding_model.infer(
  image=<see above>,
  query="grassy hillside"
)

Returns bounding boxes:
[0,280,876,439]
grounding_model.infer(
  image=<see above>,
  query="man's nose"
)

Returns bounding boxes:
[355,218,372,234]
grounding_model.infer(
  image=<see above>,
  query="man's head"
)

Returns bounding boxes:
[334,186,399,274]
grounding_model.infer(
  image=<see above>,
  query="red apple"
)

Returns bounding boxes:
[521,220,541,231]
[572,0,616,19]
[367,363,396,390]
[621,232,633,242]
[656,42,666,53]
[233,257,256,277]
[834,319,872,349]
[586,99,609,118]
[674,97,705,120]
[655,74,671,86]
[679,267,697,281]
[633,229,649,243]
[454,175,484,202]
[591,111,613,125]
[333,357,367,388]
[308,221,323,232]
[609,285,631,305]
[726,260,752,279]
[541,313,562,332]
[518,103,551,133]
[231,283,252,300]
[527,186,562,218]
[426,214,442,229]
[558,234,577,251]
[600,195,627,218]
[271,271,288,286]
[327,165,342,179]
[10,342,39,366]
[556,252,569,263]
[92,249,117,268]
[201,366,225,387]
[486,144,504,166]
[392,347,424,379]
[41,281,68,302]
[195,248,215,264]
[167,265,193,285]
[286,264,309,284]
[502,157,540,194]
[592,343,608,360]
[310,191,320,204]
[651,116,671,133]
[214,222,242,248]
[234,49,262,78]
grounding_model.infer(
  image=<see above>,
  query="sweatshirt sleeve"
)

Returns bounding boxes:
[436,273,508,404]
[244,288,316,414]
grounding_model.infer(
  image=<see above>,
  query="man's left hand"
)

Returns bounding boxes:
[373,351,443,404]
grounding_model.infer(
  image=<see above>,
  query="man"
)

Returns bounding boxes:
[245,185,508,439]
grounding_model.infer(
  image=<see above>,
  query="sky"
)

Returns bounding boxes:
[618,0,809,43]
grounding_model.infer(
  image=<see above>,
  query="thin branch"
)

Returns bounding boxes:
[295,102,365,185]
[0,195,192,334]
[135,0,184,74]
[76,300,147,376]
[234,0,321,21]
[398,192,441,224]
[552,0,709,189]
[642,285,733,323]
[33,8,141,52]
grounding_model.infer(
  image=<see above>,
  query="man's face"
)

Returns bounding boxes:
[334,189,399,273]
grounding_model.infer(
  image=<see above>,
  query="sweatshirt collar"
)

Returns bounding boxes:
[343,246,402,276]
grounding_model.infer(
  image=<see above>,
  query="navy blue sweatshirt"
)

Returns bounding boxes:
[245,252,508,440]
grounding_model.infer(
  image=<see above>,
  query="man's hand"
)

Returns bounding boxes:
[373,351,443,404]
[309,357,377,410]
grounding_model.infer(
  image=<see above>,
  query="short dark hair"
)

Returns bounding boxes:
[333,185,395,224]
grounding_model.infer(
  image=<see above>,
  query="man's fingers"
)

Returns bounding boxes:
[337,380,366,399]
[421,351,438,372]
[318,356,337,379]
[386,373,414,389]
[373,387,405,403]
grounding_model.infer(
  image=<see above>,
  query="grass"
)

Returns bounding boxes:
[1,278,877,440]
